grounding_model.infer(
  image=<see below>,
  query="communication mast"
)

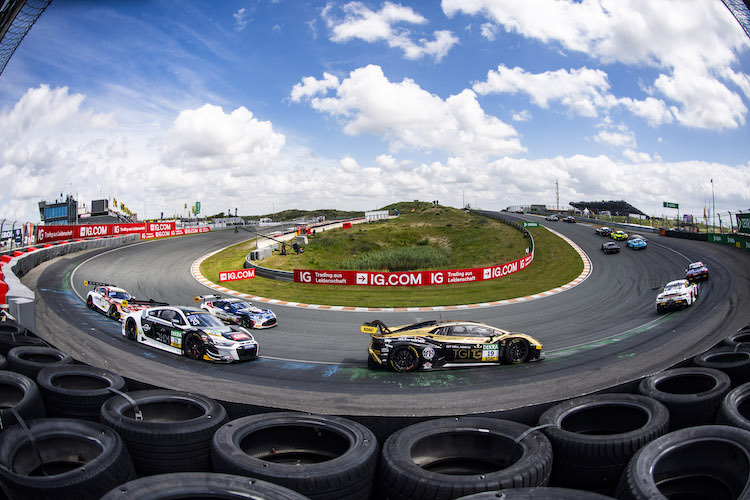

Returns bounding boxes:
[555,179,560,211]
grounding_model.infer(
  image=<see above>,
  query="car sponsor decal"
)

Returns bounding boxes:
[422,346,435,360]
[230,332,250,341]
[482,343,499,361]
[170,330,182,348]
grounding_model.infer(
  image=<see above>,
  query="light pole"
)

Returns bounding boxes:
[711,178,716,233]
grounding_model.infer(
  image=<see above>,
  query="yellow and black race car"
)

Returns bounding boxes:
[362,320,544,372]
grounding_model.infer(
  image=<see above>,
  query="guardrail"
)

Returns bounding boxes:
[472,210,535,256]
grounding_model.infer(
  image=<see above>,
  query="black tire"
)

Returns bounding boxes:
[716,382,750,430]
[36,364,127,421]
[638,367,731,430]
[183,334,205,360]
[504,338,530,364]
[378,417,552,500]
[211,412,378,500]
[86,295,94,309]
[722,328,750,348]
[0,321,26,336]
[0,370,45,431]
[108,304,120,321]
[539,393,669,495]
[7,346,73,380]
[456,487,616,499]
[388,344,420,372]
[616,425,750,500]
[124,318,137,340]
[240,316,253,329]
[0,352,6,370]
[100,389,227,475]
[693,346,750,386]
[0,327,46,356]
[100,472,311,499]
[0,418,135,500]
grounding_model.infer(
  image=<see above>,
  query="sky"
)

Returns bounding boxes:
[1,0,749,222]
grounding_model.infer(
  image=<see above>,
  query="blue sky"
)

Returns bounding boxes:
[1,0,749,222]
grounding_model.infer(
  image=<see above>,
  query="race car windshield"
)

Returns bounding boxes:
[109,291,131,300]
[664,284,682,293]
[227,301,253,312]
[186,312,225,327]
[689,263,702,269]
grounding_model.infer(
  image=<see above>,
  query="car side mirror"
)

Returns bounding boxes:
[171,319,180,327]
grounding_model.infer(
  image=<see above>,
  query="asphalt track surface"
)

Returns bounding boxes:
[25,214,750,417]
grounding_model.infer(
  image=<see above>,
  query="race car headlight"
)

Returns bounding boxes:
[212,339,235,348]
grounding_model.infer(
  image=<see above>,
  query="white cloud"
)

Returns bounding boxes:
[290,72,340,102]
[480,22,498,41]
[512,109,531,121]
[444,0,749,130]
[291,64,524,157]
[623,149,653,163]
[593,129,636,149]
[322,1,459,61]
[233,8,252,31]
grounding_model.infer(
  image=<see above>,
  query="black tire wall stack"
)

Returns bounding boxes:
[37,364,127,421]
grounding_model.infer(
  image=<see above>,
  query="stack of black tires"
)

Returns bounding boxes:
[2,318,750,499]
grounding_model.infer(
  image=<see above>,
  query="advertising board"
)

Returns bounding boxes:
[737,213,750,235]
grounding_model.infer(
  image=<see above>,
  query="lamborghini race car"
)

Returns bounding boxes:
[627,237,647,250]
[601,242,620,254]
[84,281,167,321]
[686,261,709,282]
[610,230,628,241]
[121,305,259,363]
[196,295,277,329]
[596,226,612,236]
[655,279,698,313]
[362,320,544,372]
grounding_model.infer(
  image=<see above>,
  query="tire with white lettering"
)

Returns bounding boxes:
[615,425,750,500]
[638,367,731,430]
[716,382,750,430]
[100,472,311,500]
[100,390,227,475]
[37,365,127,421]
[693,346,750,386]
[211,412,378,500]
[0,418,135,500]
[7,346,73,380]
[456,488,615,499]
[388,344,420,372]
[0,370,45,431]
[378,417,552,500]
[539,393,669,495]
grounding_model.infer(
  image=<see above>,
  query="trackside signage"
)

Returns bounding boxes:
[294,252,533,286]
[219,268,255,282]
[36,221,184,243]
[139,227,210,240]
[737,214,750,235]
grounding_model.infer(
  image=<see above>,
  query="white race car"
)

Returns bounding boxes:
[84,281,167,321]
[121,305,259,363]
[196,295,277,329]
[656,279,698,313]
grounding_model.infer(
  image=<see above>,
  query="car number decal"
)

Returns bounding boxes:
[482,343,499,361]
[170,330,182,348]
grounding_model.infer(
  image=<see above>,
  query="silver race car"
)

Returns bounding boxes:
[195,295,277,329]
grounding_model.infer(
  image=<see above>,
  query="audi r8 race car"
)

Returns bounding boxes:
[196,295,277,329]
[84,281,167,321]
[655,279,699,313]
[686,261,709,282]
[611,230,628,241]
[362,320,544,372]
[627,237,647,250]
[602,242,620,254]
[121,306,259,363]
[596,226,612,236]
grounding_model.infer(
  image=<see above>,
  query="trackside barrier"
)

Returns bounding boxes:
[1,235,141,331]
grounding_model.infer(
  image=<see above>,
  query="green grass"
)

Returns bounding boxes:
[200,207,583,307]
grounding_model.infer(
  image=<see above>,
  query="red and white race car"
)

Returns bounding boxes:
[84,281,167,321]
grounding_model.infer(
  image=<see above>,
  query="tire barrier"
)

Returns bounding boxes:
[456,487,616,499]
[0,323,47,356]
[6,346,73,380]
[100,389,227,476]
[0,370,45,432]
[377,417,552,500]
[36,365,127,421]
[0,353,6,371]
[615,425,750,500]
[716,382,750,431]
[692,346,750,386]
[211,412,378,500]
[722,325,750,348]
[539,393,669,495]
[637,367,731,430]
[0,418,136,500]
[100,472,312,499]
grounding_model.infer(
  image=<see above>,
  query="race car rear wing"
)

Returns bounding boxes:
[195,294,222,306]
[361,319,438,336]
[83,280,115,287]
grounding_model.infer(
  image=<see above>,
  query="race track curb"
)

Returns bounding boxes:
[190,226,592,312]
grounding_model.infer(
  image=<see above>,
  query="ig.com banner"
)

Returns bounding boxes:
[293,253,533,286]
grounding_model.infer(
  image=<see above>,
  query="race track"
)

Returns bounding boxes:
[25,214,750,416]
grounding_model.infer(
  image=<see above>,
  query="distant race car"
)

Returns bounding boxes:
[686,261,709,282]
[655,279,699,313]
[627,238,647,250]
[611,230,628,241]
[84,281,167,321]
[362,319,544,372]
[602,242,621,254]
[196,295,277,329]
[596,227,612,236]
[563,216,576,223]
[121,306,259,363]
[545,215,559,221]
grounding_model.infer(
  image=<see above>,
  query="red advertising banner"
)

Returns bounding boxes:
[139,227,210,240]
[219,268,255,282]
[37,221,188,243]
[293,253,533,286]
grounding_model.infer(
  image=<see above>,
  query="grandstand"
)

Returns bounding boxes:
[569,200,646,217]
